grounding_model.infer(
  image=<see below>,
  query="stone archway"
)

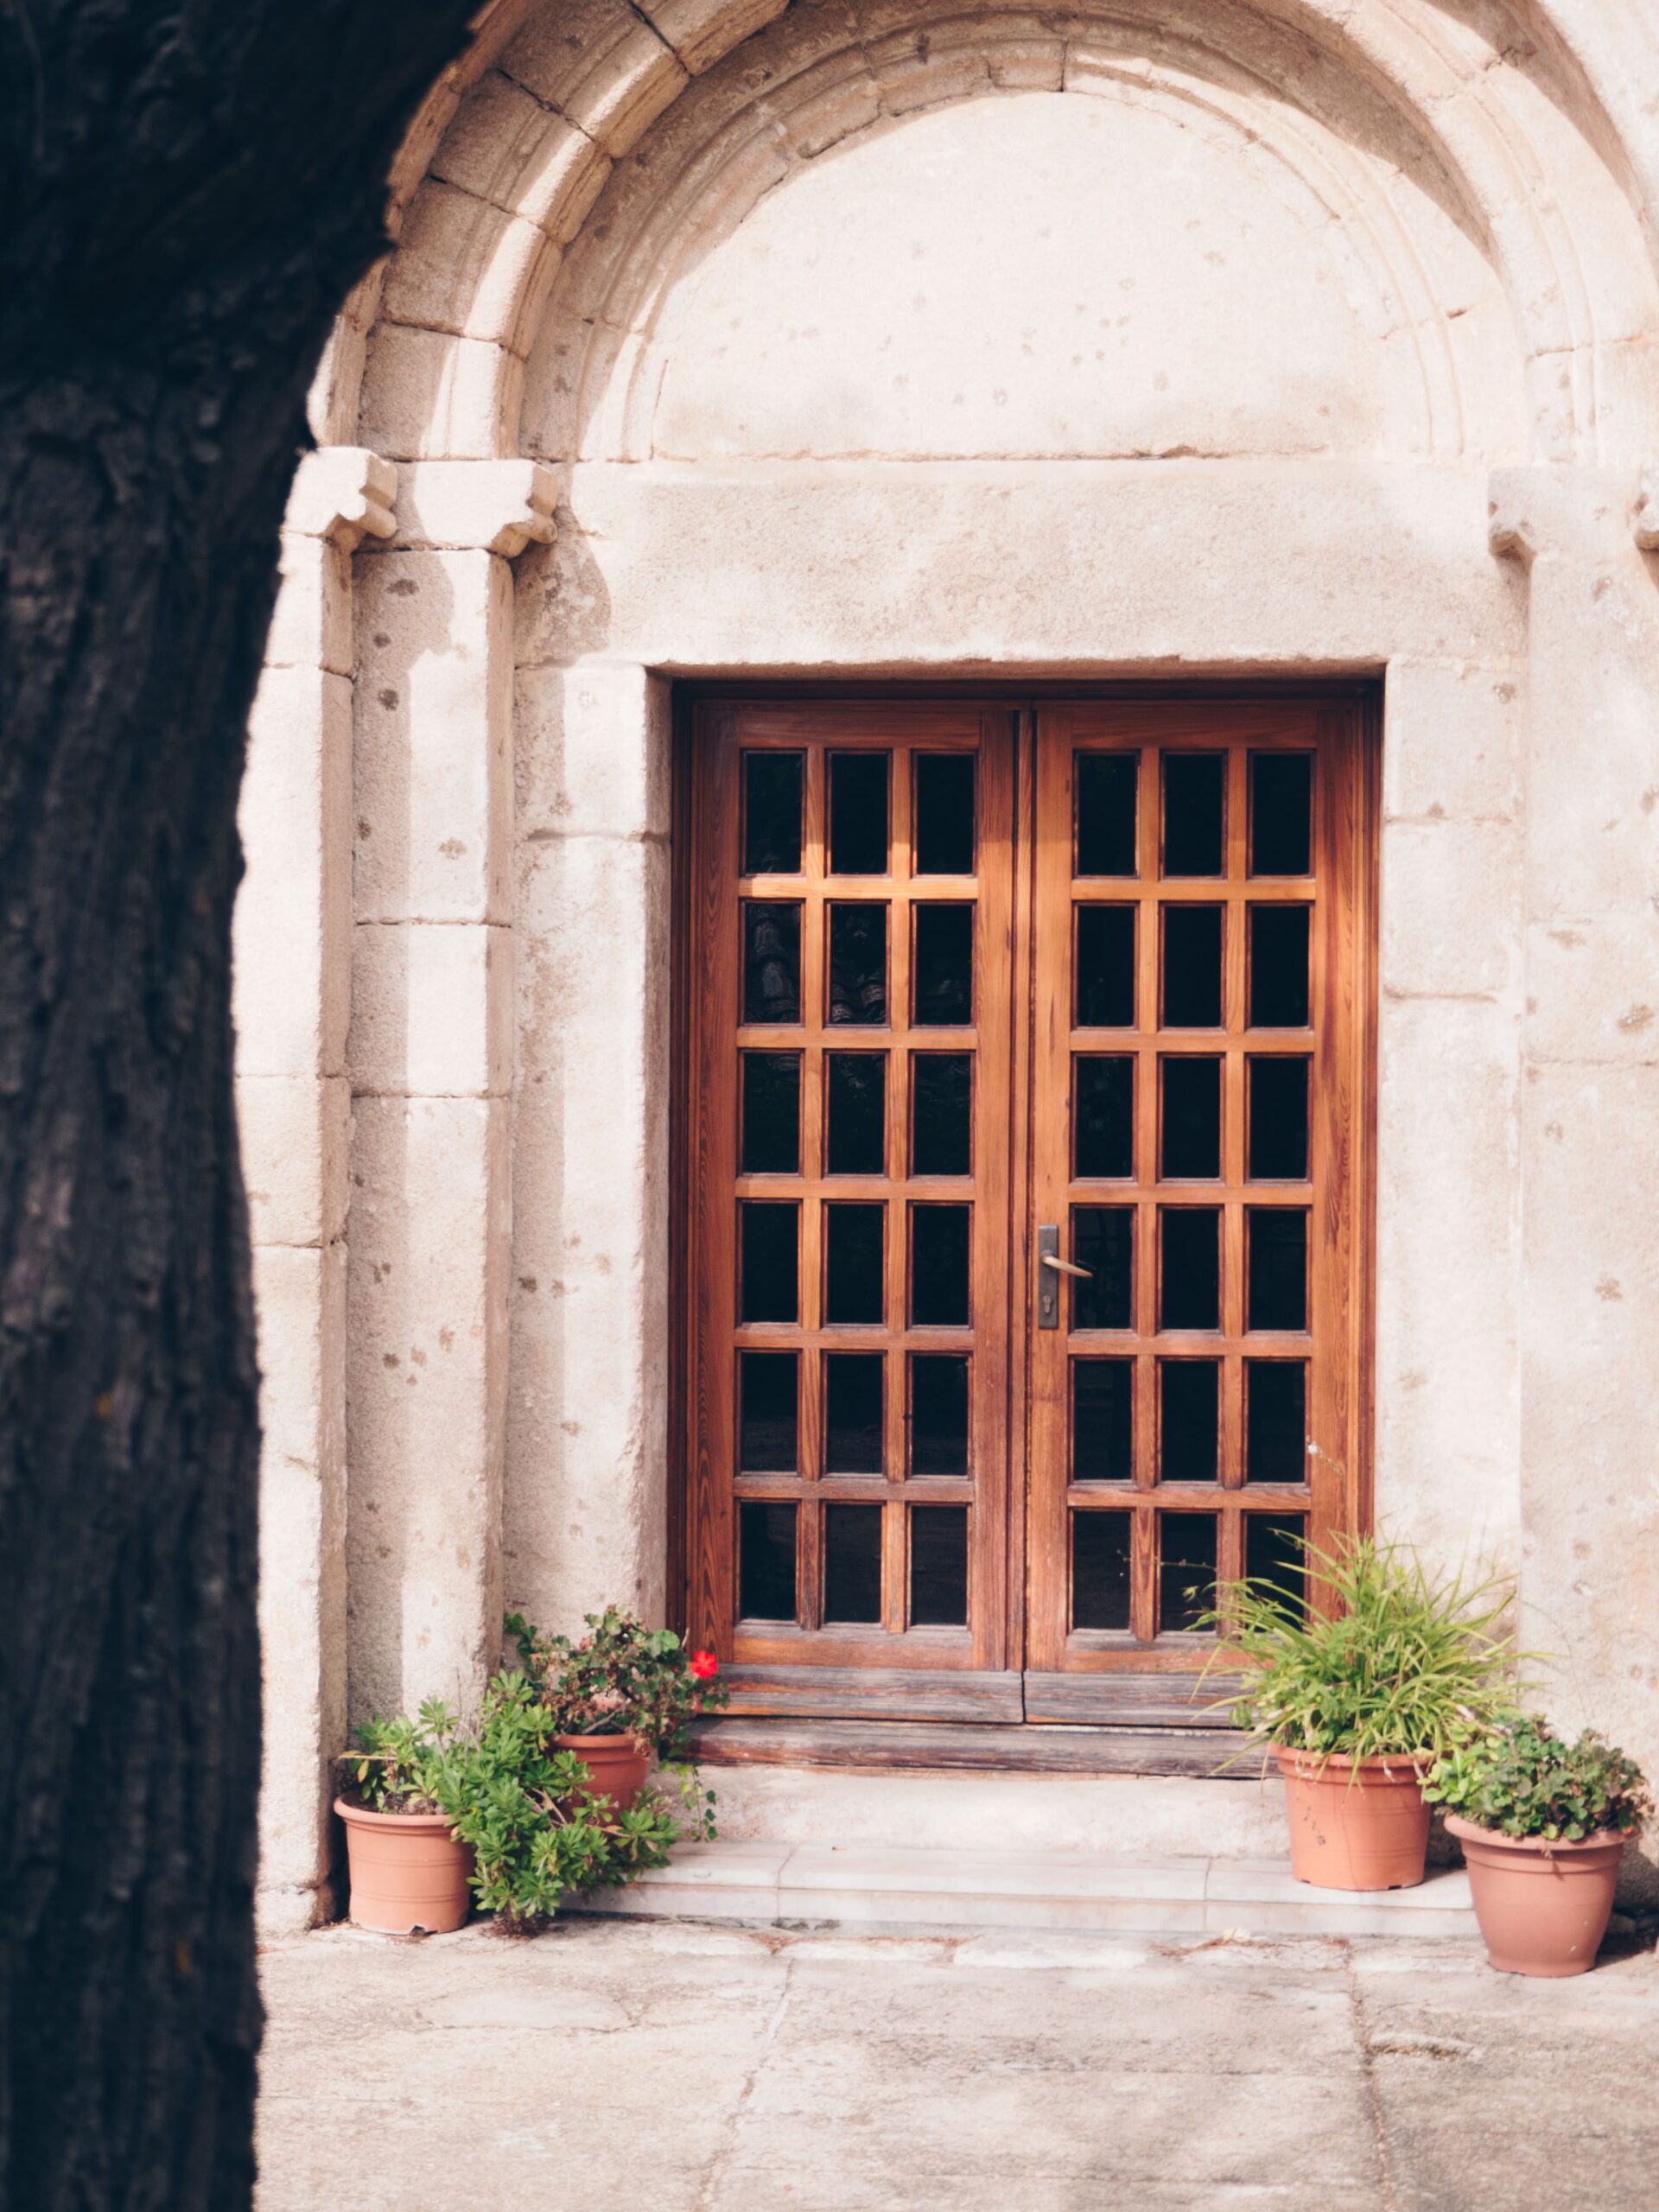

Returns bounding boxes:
[242,0,1659,1929]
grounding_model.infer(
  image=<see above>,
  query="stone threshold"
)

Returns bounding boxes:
[566,1841,1478,1941]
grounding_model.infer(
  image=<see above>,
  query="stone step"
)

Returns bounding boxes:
[567,1840,1479,1941]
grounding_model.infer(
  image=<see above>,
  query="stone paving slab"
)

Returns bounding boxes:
[257,1915,1659,2211]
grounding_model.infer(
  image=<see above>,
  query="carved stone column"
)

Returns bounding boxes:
[346,461,556,1724]
[239,446,395,1934]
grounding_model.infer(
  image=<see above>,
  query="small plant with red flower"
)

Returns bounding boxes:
[505,1606,729,1840]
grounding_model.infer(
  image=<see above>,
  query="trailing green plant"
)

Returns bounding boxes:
[437,1670,694,1933]
[340,1698,471,1812]
[1203,1535,1517,1764]
[506,1605,730,1758]
[1425,1716,1652,1842]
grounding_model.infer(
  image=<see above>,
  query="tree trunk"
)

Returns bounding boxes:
[0,5,482,2202]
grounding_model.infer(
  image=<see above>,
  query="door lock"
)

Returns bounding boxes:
[1036,1225,1091,1329]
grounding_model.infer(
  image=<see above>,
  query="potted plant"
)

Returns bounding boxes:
[334,1699,476,1934]
[1425,1718,1651,1976]
[1210,1537,1515,1891]
[506,1606,728,1812]
[440,1669,702,1933]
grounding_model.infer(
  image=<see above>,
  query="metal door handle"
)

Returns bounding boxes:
[1036,1224,1089,1329]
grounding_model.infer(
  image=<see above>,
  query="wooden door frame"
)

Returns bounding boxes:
[668,680,1379,1741]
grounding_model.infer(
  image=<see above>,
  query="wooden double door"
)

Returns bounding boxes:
[682,696,1374,1726]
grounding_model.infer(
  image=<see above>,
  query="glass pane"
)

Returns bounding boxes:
[1076,906,1135,1027]
[912,1054,972,1176]
[1074,1057,1133,1179]
[741,1052,800,1174]
[1246,1512,1307,1613]
[911,1354,969,1474]
[914,754,976,874]
[1163,906,1223,1028]
[743,753,803,874]
[1076,753,1138,876]
[824,1352,884,1473]
[1160,1514,1217,1631]
[743,903,800,1024]
[910,1506,968,1626]
[1161,1057,1221,1179]
[1073,1360,1133,1481]
[1160,1208,1219,1331]
[829,751,890,875]
[740,1201,798,1322]
[823,1504,883,1624]
[1072,1512,1131,1630]
[1249,906,1310,1028]
[1248,1209,1307,1332]
[1072,1206,1134,1331]
[913,904,974,1026]
[1250,753,1312,877]
[826,1054,886,1175]
[911,1205,970,1327]
[1248,1057,1309,1180]
[738,1501,797,1620]
[1160,1359,1219,1482]
[1162,754,1225,876]
[1246,1362,1306,1484]
[825,1202,884,1325]
[828,904,887,1026]
[739,1351,798,1471]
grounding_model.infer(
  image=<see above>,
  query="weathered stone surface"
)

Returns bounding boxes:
[238,1072,352,1249]
[351,921,513,1098]
[354,548,512,923]
[235,664,352,1081]
[346,1094,510,1725]
[256,1918,1659,2211]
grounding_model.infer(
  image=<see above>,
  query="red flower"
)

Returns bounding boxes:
[689,1649,720,1681]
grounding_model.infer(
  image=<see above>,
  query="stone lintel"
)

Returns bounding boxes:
[284,446,398,550]
[391,458,559,556]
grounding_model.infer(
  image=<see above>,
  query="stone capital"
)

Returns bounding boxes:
[390,460,559,558]
[283,447,398,550]
[1633,464,1659,553]
[1487,464,1637,566]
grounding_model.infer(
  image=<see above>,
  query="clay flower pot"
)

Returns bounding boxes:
[334,1798,472,1934]
[1446,1815,1624,1977]
[554,1732,651,1813]
[1274,1748,1430,1891]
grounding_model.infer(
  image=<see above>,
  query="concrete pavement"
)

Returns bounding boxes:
[257,1914,1659,2209]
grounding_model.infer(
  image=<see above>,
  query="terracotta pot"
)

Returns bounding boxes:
[554,1732,651,1812]
[1446,1815,1624,1977]
[1274,1748,1430,1891]
[334,1798,472,1935]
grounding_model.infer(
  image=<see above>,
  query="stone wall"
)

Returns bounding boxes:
[239,0,1659,1928]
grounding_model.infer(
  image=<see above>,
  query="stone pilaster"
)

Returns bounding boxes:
[346,461,556,1725]
[506,661,673,1633]
[1489,467,1659,1822]
[240,446,395,1935]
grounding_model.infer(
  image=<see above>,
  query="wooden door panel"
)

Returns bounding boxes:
[686,702,1020,1707]
[1023,700,1373,1702]
[682,691,1374,1733]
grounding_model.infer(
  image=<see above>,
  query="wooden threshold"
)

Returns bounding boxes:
[690,1715,1258,1779]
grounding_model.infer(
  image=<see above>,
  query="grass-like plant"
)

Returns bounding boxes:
[1206,1535,1518,1764]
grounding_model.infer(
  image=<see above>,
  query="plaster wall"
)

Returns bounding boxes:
[241,0,1659,1926]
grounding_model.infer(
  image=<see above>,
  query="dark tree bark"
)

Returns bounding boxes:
[0,5,483,2202]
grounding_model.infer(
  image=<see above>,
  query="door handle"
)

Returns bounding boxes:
[1036,1225,1090,1329]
